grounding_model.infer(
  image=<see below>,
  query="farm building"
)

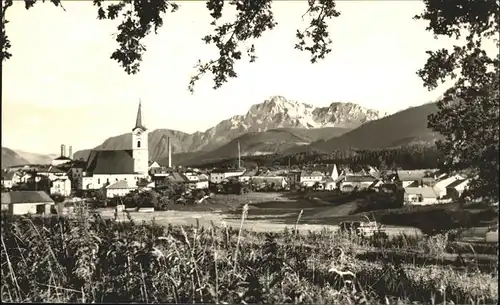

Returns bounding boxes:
[300,171,325,187]
[106,180,137,198]
[433,174,465,197]
[252,175,287,189]
[397,170,427,188]
[445,179,470,201]
[403,187,452,206]
[209,168,246,184]
[338,175,377,192]
[1,191,55,215]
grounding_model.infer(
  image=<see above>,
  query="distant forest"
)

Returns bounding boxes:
[191,144,443,170]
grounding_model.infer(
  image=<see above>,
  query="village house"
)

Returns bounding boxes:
[300,170,325,187]
[50,178,72,197]
[1,171,19,189]
[20,172,33,184]
[48,167,68,181]
[368,179,384,191]
[68,162,85,190]
[397,170,428,188]
[148,161,161,170]
[184,172,200,182]
[1,191,55,215]
[445,178,470,201]
[287,170,302,185]
[324,178,337,191]
[403,187,452,206]
[105,180,138,198]
[432,174,465,198]
[209,168,246,184]
[190,178,209,190]
[251,171,288,189]
[239,169,257,182]
[338,175,377,193]
[82,102,150,190]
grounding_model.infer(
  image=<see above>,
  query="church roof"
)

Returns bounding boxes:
[133,101,147,131]
[86,150,136,175]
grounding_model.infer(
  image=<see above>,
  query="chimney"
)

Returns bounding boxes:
[63,144,67,158]
[60,144,65,157]
[68,146,73,159]
[167,137,172,168]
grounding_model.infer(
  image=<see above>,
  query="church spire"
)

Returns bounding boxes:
[133,100,146,131]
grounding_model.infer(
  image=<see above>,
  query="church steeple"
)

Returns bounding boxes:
[133,100,147,131]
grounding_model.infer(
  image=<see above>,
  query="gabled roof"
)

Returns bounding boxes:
[198,173,209,181]
[86,150,136,174]
[107,180,135,189]
[1,191,54,204]
[404,187,438,198]
[368,179,382,188]
[344,175,376,183]
[445,179,469,189]
[301,170,324,177]
[242,169,258,176]
[49,166,66,174]
[54,156,72,161]
[406,181,420,188]
[167,172,190,183]
[397,170,426,182]
[35,165,52,173]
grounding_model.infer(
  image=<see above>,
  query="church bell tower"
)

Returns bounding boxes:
[132,100,149,176]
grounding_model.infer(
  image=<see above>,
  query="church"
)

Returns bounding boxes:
[82,102,149,190]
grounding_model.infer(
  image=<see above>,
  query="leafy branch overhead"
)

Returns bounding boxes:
[1,0,341,92]
[416,0,500,201]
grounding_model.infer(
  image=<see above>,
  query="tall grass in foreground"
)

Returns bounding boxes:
[1,206,497,304]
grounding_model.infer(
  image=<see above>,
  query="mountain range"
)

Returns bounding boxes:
[1,147,57,168]
[1,96,441,168]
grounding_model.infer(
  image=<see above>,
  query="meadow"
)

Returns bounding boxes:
[1,204,498,304]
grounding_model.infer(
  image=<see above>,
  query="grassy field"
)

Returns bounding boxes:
[99,192,496,239]
[1,207,497,304]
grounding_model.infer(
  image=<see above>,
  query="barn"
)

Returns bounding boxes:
[1,191,55,215]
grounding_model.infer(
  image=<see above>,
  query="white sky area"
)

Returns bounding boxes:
[2,1,496,154]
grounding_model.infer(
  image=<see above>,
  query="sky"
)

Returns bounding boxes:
[1,0,492,154]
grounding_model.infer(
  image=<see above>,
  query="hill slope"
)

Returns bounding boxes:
[2,148,29,168]
[15,150,57,165]
[303,102,441,152]
[179,127,351,165]
[1,148,57,168]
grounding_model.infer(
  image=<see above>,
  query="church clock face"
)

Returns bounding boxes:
[135,129,142,136]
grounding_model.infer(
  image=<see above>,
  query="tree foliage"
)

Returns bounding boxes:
[1,0,340,92]
[416,0,500,201]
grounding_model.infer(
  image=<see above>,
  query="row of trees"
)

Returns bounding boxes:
[192,145,443,171]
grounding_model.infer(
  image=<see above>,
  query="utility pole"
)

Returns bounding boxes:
[237,141,241,169]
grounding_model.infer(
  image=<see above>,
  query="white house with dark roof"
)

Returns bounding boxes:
[82,102,150,190]
[106,180,137,198]
[1,191,55,215]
